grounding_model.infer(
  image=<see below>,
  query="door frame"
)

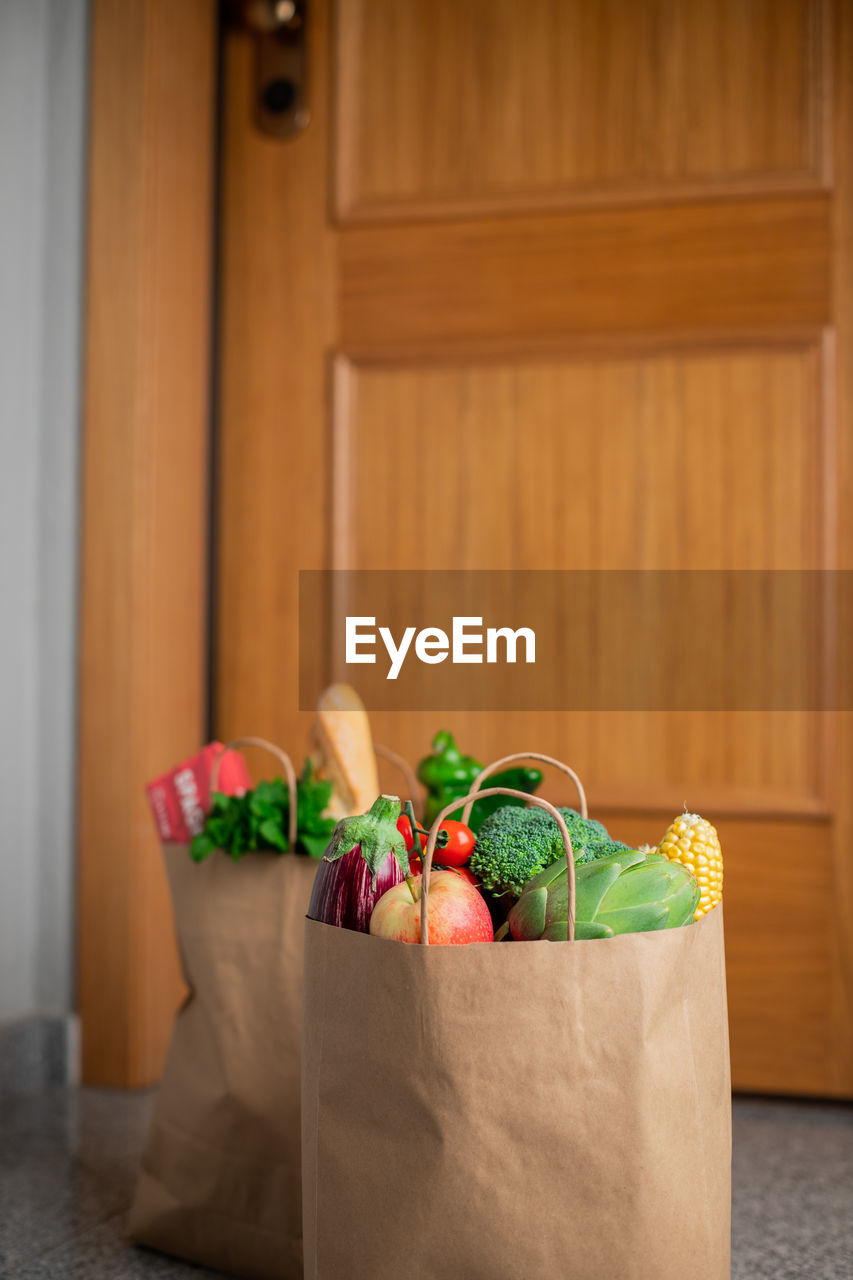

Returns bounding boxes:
[76,0,218,1085]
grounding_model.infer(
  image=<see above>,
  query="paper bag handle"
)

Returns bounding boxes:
[460,753,587,824]
[210,737,298,848]
[375,743,422,817]
[421,788,575,945]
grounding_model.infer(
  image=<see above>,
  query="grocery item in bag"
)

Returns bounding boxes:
[310,684,380,819]
[146,741,250,843]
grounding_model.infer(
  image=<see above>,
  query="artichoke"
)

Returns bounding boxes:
[508,847,700,941]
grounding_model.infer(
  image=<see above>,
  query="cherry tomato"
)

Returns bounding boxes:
[435,819,476,867]
[440,864,479,888]
[397,813,425,853]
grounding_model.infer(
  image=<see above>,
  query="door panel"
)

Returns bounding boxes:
[336,346,827,572]
[336,0,829,220]
[332,345,829,818]
[216,0,852,1095]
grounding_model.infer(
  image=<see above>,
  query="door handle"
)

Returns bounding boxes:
[225,0,309,139]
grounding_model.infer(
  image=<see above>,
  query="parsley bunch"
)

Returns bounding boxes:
[190,760,336,863]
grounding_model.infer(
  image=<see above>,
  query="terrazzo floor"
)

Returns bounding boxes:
[0,1088,851,1278]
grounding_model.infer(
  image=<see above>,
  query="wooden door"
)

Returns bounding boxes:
[216,0,853,1096]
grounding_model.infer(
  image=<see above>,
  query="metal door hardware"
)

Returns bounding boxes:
[225,0,309,139]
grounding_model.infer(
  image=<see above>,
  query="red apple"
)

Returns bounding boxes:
[369,870,494,945]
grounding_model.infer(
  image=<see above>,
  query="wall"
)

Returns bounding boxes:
[0,0,88,1023]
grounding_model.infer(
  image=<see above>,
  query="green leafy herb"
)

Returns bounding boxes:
[190,759,337,863]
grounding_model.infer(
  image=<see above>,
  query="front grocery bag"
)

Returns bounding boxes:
[301,787,730,1280]
[129,743,319,1280]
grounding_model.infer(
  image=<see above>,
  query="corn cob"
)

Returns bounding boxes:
[658,812,723,920]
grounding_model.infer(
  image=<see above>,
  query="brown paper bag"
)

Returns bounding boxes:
[302,784,731,1280]
[129,740,319,1280]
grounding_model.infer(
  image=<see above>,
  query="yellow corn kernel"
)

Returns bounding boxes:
[658,812,723,921]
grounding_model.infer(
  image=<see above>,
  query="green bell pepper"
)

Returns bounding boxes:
[416,730,542,833]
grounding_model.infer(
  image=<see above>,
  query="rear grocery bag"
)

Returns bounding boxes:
[301,767,731,1280]
[129,740,318,1280]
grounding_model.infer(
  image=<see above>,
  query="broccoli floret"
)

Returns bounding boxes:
[556,809,631,865]
[470,807,565,897]
[581,837,633,861]
[470,805,633,897]
[558,808,606,864]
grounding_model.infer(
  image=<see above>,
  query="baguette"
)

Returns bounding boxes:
[311,684,380,819]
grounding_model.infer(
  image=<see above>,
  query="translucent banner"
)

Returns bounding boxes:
[298,570,852,712]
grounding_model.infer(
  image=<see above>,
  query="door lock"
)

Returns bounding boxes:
[225,0,309,139]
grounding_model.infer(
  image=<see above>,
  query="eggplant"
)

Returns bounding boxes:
[308,845,406,933]
[307,794,410,933]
